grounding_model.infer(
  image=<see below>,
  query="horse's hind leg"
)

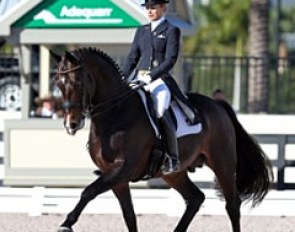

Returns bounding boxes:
[163,171,205,232]
[218,173,241,232]
[212,160,241,232]
[113,184,138,232]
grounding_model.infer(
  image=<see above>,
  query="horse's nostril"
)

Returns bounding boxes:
[70,122,78,129]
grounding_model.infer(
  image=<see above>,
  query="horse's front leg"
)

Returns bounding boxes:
[113,184,138,232]
[58,167,125,232]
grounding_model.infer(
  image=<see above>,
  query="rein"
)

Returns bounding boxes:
[57,64,143,119]
[90,83,144,119]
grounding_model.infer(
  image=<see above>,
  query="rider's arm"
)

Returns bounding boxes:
[150,25,181,79]
[123,28,141,80]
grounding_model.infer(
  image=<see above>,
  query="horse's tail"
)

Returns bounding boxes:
[217,100,274,207]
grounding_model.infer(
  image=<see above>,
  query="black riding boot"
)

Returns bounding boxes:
[160,111,180,174]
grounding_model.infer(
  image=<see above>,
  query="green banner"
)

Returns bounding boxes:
[14,0,140,28]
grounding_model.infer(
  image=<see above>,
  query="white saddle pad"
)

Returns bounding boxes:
[137,90,202,138]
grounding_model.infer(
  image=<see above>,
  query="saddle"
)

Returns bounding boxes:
[133,88,202,180]
[163,75,201,125]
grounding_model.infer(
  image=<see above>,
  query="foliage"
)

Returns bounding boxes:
[184,0,250,56]
[280,6,295,33]
[279,6,295,55]
[0,42,13,54]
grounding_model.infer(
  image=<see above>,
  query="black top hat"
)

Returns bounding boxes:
[141,0,170,6]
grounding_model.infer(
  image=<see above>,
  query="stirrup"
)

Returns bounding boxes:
[161,155,180,175]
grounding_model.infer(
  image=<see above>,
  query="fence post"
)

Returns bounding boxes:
[29,186,45,216]
[233,58,241,111]
[277,135,286,190]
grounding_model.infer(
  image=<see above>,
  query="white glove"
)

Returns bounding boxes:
[137,72,152,84]
[129,79,145,87]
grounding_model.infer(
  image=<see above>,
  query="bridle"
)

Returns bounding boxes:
[57,65,82,74]
[56,64,142,119]
[56,65,89,115]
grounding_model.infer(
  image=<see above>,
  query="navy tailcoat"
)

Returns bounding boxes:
[123,19,181,81]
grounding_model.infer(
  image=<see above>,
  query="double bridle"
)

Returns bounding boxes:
[56,65,82,74]
[56,65,142,119]
[57,65,89,115]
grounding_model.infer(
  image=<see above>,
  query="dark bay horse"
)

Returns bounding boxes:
[51,47,273,232]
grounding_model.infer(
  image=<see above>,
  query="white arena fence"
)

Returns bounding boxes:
[0,134,3,186]
[0,187,295,216]
[1,113,295,189]
[0,112,21,185]
[0,116,6,185]
[0,113,295,216]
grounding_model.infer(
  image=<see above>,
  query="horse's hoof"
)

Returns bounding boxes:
[58,227,73,232]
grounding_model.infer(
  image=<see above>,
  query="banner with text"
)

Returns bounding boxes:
[14,0,140,28]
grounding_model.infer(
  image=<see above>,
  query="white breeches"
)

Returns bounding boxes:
[136,73,171,118]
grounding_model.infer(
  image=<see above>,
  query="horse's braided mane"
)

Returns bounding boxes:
[74,47,124,77]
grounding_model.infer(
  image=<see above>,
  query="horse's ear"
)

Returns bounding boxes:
[65,51,79,64]
[50,50,61,64]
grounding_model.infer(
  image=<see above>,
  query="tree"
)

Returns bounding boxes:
[184,0,250,56]
[248,0,270,112]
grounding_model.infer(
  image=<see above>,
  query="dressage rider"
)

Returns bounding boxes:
[123,0,198,174]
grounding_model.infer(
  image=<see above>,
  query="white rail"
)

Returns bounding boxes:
[0,141,3,182]
[0,111,21,183]
[0,187,294,217]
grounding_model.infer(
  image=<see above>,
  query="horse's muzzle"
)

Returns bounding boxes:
[64,117,85,135]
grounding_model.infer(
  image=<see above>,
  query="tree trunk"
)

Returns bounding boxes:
[248,0,270,113]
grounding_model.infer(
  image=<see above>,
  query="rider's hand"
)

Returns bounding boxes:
[137,72,152,85]
[143,73,152,84]
[128,79,147,88]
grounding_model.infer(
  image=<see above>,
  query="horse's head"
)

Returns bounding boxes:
[51,50,87,135]
[51,48,128,135]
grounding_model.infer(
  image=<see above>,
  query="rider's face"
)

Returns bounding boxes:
[145,4,166,21]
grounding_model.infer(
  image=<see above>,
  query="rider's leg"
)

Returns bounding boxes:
[159,110,180,173]
[147,79,180,174]
[164,77,200,125]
